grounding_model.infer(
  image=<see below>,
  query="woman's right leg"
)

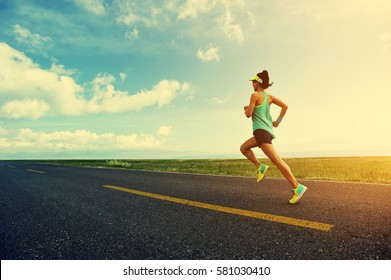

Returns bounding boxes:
[260,143,298,189]
[260,143,307,204]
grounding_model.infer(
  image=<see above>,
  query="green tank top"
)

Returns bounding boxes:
[252,91,276,138]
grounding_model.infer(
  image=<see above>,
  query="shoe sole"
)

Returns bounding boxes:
[290,186,307,204]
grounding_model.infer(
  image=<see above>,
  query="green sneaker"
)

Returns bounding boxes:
[289,183,307,204]
[257,164,269,182]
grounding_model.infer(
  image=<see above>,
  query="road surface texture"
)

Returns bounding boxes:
[1,161,390,259]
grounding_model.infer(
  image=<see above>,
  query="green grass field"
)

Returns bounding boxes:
[30,156,391,184]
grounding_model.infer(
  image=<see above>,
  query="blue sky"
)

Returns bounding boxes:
[1,0,390,159]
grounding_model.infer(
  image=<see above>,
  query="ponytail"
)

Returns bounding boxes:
[257,70,273,89]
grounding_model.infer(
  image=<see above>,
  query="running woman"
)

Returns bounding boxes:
[240,70,307,204]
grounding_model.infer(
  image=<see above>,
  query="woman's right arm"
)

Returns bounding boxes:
[244,94,257,118]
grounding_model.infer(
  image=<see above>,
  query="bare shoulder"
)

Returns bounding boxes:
[267,93,274,104]
[250,92,259,100]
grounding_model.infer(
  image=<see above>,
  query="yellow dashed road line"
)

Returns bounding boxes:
[27,169,45,174]
[103,185,334,232]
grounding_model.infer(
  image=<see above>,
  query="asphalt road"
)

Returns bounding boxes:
[1,161,390,260]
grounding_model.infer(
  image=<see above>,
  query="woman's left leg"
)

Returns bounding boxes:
[240,137,261,168]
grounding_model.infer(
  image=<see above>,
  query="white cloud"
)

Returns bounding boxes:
[50,62,76,76]
[112,0,248,44]
[0,43,193,119]
[13,24,51,54]
[125,27,139,40]
[87,73,192,114]
[0,128,161,154]
[115,0,170,28]
[177,0,215,19]
[74,0,106,16]
[157,125,172,137]
[0,99,50,120]
[119,72,127,81]
[217,8,244,44]
[0,42,85,118]
[176,0,246,43]
[196,46,220,62]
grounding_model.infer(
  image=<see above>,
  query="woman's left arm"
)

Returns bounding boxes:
[270,95,288,127]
